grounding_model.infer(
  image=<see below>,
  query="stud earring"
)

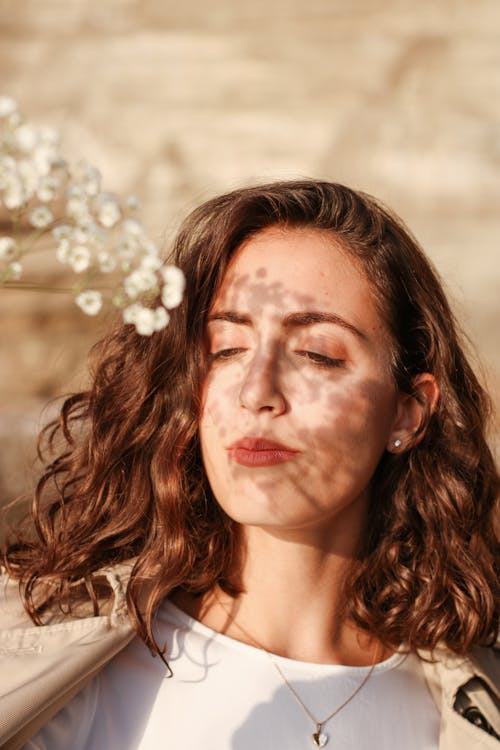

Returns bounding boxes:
[392,439,402,448]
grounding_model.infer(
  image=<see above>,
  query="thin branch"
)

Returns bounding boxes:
[0,282,112,293]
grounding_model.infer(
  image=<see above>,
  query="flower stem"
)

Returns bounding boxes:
[0,281,112,293]
[0,281,75,293]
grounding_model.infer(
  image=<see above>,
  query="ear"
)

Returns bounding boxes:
[387,373,439,453]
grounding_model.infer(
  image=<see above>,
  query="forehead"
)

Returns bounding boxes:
[212,227,384,336]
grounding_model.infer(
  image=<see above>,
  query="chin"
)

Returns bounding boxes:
[217,492,329,531]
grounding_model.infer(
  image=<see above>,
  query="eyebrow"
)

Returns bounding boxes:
[207,311,367,340]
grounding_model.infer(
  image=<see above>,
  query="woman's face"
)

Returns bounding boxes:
[199,226,405,541]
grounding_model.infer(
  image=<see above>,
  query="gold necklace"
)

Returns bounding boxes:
[214,591,379,748]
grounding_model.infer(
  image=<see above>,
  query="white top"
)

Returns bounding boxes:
[26,600,440,750]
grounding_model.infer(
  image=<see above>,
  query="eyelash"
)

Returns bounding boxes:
[295,351,345,368]
[208,347,245,362]
[208,348,344,368]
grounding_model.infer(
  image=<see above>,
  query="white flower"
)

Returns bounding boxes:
[72,226,93,244]
[32,144,57,176]
[67,184,87,200]
[38,126,60,146]
[97,250,116,273]
[14,123,38,152]
[6,111,21,128]
[0,96,17,118]
[75,290,103,316]
[56,239,70,264]
[6,261,22,280]
[116,236,138,261]
[17,159,39,198]
[0,155,16,169]
[68,244,91,273]
[0,99,182,337]
[84,172,101,197]
[72,161,101,196]
[36,174,60,202]
[123,304,156,335]
[126,306,168,336]
[124,268,157,298]
[160,264,185,290]
[123,303,141,323]
[139,254,162,272]
[161,264,185,309]
[122,218,143,236]
[83,168,101,197]
[153,306,169,331]
[29,206,53,228]
[3,179,25,209]
[161,284,183,309]
[0,155,16,189]
[0,236,17,260]
[52,224,73,240]
[96,195,121,228]
[139,238,159,256]
[75,222,106,249]
[126,194,139,210]
[67,196,91,223]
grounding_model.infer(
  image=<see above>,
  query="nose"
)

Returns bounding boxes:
[238,350,287,415]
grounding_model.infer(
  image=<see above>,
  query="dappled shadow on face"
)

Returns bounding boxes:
[198,230,399,553]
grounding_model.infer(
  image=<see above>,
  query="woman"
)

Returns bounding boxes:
[1,180,499,749]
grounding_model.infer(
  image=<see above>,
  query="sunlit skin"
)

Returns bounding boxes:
[173,226,438,665]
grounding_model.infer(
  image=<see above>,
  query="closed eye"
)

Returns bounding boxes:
[295,351,345,368]
[208,347,246,362]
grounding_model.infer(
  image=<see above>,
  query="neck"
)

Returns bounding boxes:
[172,521,389,667]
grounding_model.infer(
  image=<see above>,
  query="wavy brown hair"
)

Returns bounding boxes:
[3,180,499,658]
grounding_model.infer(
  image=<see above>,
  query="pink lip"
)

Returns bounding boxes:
[227,437,300,467]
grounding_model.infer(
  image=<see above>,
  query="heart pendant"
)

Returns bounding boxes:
[312,731,328,747]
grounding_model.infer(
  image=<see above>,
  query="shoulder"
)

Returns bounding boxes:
[467,643,500,689]
[419,644,500,747]
[0,561,137,750]
[419,643,499,699]
[20,678,100,750]
[0,558,136,628]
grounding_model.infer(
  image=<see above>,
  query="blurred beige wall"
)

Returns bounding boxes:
[1,0,499,505]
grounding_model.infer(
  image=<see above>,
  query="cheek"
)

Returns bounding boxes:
[295,380,397,509]
[302,375,398,458]
[199,372,233,440]
[199,358,248,432]
[198,404,222,491]
[198,387,239,516]
[198,373,238,485]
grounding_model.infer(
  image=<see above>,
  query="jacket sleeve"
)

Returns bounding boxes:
[0,571,135,750]
[420,645,500,749]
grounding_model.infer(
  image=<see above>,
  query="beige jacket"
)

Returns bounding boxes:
[0,562,499,750]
